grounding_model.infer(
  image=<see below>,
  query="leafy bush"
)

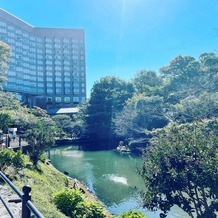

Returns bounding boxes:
[53,189,83,217]
[53,189,106,218]
[76,201,106,218]
[0,148,24,170]
[117,210,146,218]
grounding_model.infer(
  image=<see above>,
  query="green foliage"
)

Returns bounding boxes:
[84,76,133,143]
[116,210,146,218]
[53,189,84,217]
[53,189,106,218]
[131,70,162,96]
[25,121,55,165]
[0,111,13,133]
[52,114,74,138]
[141,120,218,218]
[0,148,24,170]
[115,94,168,146]
[76,201,106,218]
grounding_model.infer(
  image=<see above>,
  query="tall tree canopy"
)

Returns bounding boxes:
[141,120,218,218]
[84,76,133,146]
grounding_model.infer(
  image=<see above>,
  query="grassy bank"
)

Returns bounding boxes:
[4,159,112,218]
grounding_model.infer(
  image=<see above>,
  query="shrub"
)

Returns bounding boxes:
[76,201,106,218]
[117,210,146,218]
[0,148,24,170]
[53,189,84,217]
[53,189,106,218]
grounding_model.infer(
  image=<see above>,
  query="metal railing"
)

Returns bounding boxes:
[0,171,44,218]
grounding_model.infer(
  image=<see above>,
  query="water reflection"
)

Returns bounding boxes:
[50,145,187,217]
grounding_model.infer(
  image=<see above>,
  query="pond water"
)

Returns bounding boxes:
[49,145,188,217]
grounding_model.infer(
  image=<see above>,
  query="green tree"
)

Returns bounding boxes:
[84,76,133,145]
[25,121,55,165]
[131,70,162,96]
[0,112,13,133]
[0,41,11,87]
[160,55,201,103]
[174,92,218,123]
[52,114,74,139]
[141,120,218,218]
[115,95,168,147]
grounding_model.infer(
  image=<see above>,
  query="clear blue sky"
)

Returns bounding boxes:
[0,0,217,96]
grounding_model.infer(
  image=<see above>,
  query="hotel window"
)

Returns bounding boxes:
[37,71,43,76]
[47,82,53,88]
[46,49,52,54]
[38,77,44,82]
[74,83,79,88]
[9,78,16,82]
[55,72,61,77]
[82,97,86,102]
[23,80,30,85]
[8,71,16,76]
[7,38,15,43]
[46,43,52,48]
[73,97,79,102]
[38,83,44,87]
[64,66,70,71]
[74,88,79,94]
[0,28,6,33]
[64,77,70,82]
[37,88,44,93]
[30,65,36,70]
[8,32,15,37]
[55,97,61,103]
[38,60,43,65]
[63,38,69,43]
[37,37,43,42]
[55,66,61,71]
[17,86,23,90]
[46,38,52,43]
[64,72,70,77]
[8,25,14,30]
[54,38,60,43]
[30,36,35,41]
[64,82,70,87]
[30,76,36,81]
[64,97,70,103]
[55,77,62,82]
[46,77,53,82]
[37,54,43,59]
[64,88,71,94]
[23,33,29,38]
[46,66,52,70]
[54,43,61,49]
[46,72,53,76]
[56,88,62,94]
[46,60,52,65]
[47,88,53,94]
[56,82,62,87]
[37,48,43,54]
[23,75,30,80]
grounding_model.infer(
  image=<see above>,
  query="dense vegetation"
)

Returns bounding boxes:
[82,52,218,148]
[80,52,218,217]
[0,40,218,217]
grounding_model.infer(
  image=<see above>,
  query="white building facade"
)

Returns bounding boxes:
[0,8,86,109]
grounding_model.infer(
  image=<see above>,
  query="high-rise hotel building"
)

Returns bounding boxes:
[0,8,86,109]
